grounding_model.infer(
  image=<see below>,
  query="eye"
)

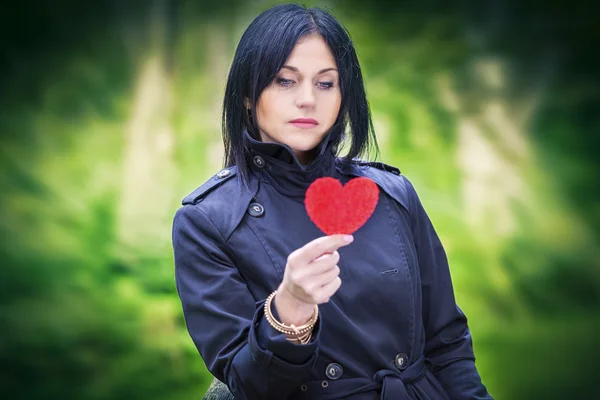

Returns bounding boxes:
[276,77,295,87]
[317,81,334,90]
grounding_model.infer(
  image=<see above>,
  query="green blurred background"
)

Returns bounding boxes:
[1,0,599,399]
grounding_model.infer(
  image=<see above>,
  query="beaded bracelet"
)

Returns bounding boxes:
[264,290,318,344]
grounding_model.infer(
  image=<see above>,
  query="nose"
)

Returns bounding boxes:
[295,81,316,109]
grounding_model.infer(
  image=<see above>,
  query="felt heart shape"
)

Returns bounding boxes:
[305,177,380,235]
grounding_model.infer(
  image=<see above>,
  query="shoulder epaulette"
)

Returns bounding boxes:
[182,166,238,205]
[354,160,401,176]
[336,158,408,211]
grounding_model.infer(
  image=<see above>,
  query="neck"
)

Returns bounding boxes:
[295,148,317,166]
[243,129,338,198]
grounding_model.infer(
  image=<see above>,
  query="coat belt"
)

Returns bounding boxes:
[297,355,426,399]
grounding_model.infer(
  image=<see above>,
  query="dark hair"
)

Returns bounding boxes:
[222,3,378,185]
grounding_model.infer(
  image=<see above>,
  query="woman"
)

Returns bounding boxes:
[172,4,493,400]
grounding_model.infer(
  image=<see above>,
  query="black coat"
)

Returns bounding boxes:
[172,132,493,400]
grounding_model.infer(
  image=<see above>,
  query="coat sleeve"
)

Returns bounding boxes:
[172,204,321,400]
[403,176,493,400]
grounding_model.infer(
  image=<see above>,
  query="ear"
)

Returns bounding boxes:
[244,98,252,110]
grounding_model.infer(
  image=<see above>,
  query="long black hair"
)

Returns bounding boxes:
[222,4,378,185]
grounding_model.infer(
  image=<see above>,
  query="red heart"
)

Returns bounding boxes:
[305,177,380,235]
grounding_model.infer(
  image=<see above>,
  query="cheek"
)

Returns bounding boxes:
[256,92,278,121]
[322,92,341,121]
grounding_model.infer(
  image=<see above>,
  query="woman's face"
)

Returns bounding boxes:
[255,34,341,165]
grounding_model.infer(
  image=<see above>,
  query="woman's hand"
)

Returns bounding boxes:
[274,234,354,326]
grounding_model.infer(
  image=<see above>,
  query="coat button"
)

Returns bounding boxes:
[216,169,231,179]
[253,155,265,168]
[394,353,408,370]
[325,363,343,380]
[247,202,264,217]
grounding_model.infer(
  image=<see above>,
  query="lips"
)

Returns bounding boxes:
[290,118,318,129]
[290,118,318,124]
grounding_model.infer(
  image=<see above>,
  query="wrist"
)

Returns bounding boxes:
[264,290,318,345]
[274,285,315,326]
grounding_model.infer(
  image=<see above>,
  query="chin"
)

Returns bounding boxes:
[285,138,322,153]
[285,130,326,149]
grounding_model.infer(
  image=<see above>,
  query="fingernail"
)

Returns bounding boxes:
[344,235,354,243]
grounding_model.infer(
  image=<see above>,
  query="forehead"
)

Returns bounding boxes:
[284,34,337,69]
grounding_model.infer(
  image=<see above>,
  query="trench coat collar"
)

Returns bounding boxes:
[243,129,337,198]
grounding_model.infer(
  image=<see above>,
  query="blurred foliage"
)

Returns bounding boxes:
[1,0,598,399]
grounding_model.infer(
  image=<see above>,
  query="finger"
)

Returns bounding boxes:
[291,252,339,282]
[311,264,340,287]
[305,268,340,300]
[314,277,342,304]
[292,259,339,287]
[312,250,339,266]
[306,253,339,276]
[302,265,340,294]
[297,234,353,264]
[313,253,329,262]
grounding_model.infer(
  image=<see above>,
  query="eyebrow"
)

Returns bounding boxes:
[281,65,338,74]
